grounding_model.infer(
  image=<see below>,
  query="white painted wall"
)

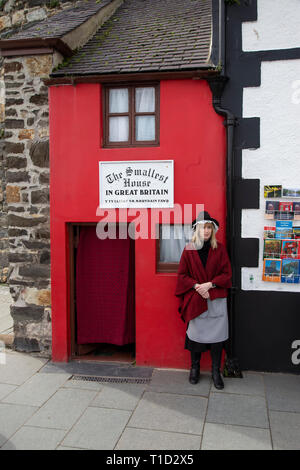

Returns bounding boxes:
[242,0,300,51]
[241,9,300,291]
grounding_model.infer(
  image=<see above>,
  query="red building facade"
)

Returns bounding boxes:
[49,78,227,369]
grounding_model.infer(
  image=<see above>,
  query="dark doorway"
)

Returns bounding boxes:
[69,223,135,363]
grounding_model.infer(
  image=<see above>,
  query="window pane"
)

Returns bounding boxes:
[109,116,129,142]
[135,87,155,112]
[135,116,155,141]
[109,88,128,113]
[159,225,192,263]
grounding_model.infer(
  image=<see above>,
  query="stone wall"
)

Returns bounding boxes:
[0,0,77,289]
[0,64,8,285]
[0,1,78,354]
[3,54,53,353]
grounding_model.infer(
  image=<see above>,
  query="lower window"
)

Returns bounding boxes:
[156,225,192,273]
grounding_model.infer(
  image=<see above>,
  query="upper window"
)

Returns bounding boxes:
[103,84,160,148]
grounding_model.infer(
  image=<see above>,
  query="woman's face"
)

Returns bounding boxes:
[199,223,213,241]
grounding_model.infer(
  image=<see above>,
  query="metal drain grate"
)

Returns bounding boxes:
[69,375,151,385]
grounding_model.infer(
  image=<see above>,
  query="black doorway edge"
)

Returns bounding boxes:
[208,0,300,373]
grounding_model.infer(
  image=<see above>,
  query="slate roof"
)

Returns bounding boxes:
[4,0,114,41]
[52,0,213,77]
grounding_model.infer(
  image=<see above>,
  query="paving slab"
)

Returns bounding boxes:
[2,373,71,407]
[57,445,83,450]
[0,287,13,335]
[0,315,13,334]
[0,351,48,385]
[0,384,17,401]
[0,403,38,447]
[264,373,300,413]
[25,388,97,430]
[201,422,272,450]
[269,411,300,450]
[214,372,265,397]
[61,407,131,450]
[115,427,201,450]
[63,378,103,391]
[206,393,269,429]
[1,426,66,450]
[41,360,153,378]
[128,391,207,435]
[148,369,211,397]
[91,383,146,411]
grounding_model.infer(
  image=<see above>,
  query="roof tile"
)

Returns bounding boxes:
[52,0,213,77]
[4,0,113,41]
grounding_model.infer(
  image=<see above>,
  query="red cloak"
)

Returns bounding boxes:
[174,242,232,323]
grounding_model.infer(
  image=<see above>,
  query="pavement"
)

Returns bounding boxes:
[0,349,300,450]
[0,285,13,337]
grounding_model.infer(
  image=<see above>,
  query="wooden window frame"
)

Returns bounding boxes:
[156,224,189,274]
[102,83,160,148]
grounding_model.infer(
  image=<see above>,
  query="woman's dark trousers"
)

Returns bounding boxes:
[189,351,201,384]
[210,342,224,389]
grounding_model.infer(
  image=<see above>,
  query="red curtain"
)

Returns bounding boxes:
[76,226,135,345]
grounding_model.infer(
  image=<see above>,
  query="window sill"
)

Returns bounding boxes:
[156,263,179,274]
[102,142,160,149]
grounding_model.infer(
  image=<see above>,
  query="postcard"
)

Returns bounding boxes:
[275,220,293,239]
[262,259,282,282]
[281,239,300,259]
[293,227,300,239]
[263,239,282,259]
[274,210,294,221]
[264,185,282,198]
[293,202,300,221]
[264,226,276,239]
[281,259,300,284]
[265,201,279,219]
[279,202,293,212]
[282,188,300,198]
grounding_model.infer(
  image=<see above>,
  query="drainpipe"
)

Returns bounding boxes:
[205,2,242,376]
[207,75,239,370]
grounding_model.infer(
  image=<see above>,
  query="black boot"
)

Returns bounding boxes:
[210,343,224,390]
[189,351,201,384]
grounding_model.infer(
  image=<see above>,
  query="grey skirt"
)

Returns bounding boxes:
[186,297,228,344]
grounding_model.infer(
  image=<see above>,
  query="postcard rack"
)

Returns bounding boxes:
[265,210,300,221]
[263,185,300,284]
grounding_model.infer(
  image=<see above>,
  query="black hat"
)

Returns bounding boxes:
[192,211,219,232]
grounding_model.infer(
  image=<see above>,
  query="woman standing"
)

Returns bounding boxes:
[175,211,232,389]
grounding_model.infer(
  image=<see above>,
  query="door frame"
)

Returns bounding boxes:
[68,222,98,358]
[68,222,136,359]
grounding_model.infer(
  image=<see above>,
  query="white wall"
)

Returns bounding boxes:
[241,2,300,292]
[242,0,300,51]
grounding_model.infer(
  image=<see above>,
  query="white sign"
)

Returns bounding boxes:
[99,160,174,208]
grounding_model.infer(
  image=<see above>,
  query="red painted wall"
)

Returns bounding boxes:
[49,79,227,369]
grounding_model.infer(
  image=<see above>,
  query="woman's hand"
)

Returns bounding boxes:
[194,282,212,299]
